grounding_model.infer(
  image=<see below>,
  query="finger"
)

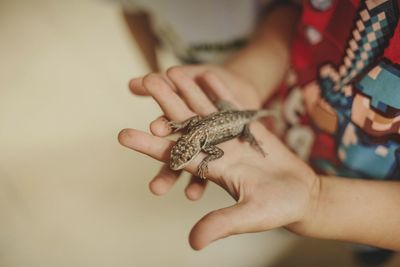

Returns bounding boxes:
[167,66,217,115]
[118,128,172,162]
[172,64,209,79]
[143,73,195,121]
[189,202,254,250]
[200,71,242,108]
[150,115,172,137]
[119,128,215,178]
[185,175,208,201]
[129,73,176,96]
[149,164,182,195]
[129,77,149,96]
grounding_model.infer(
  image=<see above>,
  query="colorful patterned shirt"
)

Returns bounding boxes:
[279,0,400,179]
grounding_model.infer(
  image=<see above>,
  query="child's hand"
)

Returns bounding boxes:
[129,65,263,109]
[119,69,320,250]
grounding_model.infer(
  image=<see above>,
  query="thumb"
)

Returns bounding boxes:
[189,202,257,250]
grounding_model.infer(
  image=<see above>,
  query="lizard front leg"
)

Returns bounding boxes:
[241,124,266,157]
[168,115,201,133]
[198,145,224,179]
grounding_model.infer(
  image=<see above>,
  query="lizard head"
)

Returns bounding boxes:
[170,137,202,171]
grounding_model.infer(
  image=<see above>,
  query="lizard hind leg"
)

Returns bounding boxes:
[167,115,201,133]
[198,144,224,179]
[241,124,266,157]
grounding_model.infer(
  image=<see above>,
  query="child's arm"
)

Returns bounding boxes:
[223,3,300,101]
[123,11,159,72]
[129,3,301,108]
[292,176,400,250]
[119,71,400,251]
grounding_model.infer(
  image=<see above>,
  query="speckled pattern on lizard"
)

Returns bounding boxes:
[168,101,276,179]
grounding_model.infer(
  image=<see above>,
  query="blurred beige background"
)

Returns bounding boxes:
[0,0,297,266]
[1,1,400,267]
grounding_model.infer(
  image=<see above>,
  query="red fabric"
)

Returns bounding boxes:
[290,0,359,87]
[272,0,400,176]
[384,20,400,64]
[291,36,313,70]
[310,131,338,165]
[302,0,338,32]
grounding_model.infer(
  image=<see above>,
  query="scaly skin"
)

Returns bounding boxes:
[169,107,275,178]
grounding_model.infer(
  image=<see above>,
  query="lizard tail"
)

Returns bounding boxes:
[253,109,280,120]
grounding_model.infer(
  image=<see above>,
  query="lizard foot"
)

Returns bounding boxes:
[197,161,209,179]
[167,121,183,133]
[252,140,267,157]
[242,124,267,157]
[167,115,202,133]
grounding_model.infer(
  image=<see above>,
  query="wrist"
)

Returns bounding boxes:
[286,171,322,236]
[222,61,265,99]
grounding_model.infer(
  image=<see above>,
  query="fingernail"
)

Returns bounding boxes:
[128,78,136,89]
[118,129,134,145]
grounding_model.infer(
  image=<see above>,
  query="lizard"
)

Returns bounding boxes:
[168,101,276,179]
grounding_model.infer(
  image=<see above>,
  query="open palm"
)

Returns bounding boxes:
[119,67,319,249]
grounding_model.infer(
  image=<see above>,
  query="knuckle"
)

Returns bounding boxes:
[143,73,163,89]
[167,65,185,79]
[202,70,217,80]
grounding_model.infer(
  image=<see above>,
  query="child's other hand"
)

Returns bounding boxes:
[119,69,320,250]
[129,65,263,109]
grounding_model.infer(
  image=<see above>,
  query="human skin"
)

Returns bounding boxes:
[119,3,400,250]
[119,70,320,250]
[119,70,400,251]
[126,4,301,200]
[123,11,159,72]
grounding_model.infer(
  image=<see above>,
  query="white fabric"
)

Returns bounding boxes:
[121,0,271,63]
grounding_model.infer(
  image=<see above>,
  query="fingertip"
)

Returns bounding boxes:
[189,212,219,251]
[188,230,206,250]
[149,178,169,196]
[150,117,171,137]
[185,177,207,201]
[149,164,180,195]
[129,77,147,95]
[189,222,211,250]
[118,128,134,146]
[185,187,203,201]
[128,78,135,89]
[189,241,204,251]
[189,204,248,250]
